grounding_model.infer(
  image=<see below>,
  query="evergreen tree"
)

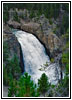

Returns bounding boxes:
[29,10,35,19]
[13,10,20,22]
[8,73,39,97]
[7,54,21,78]
[3,6,9,24]
[8,75,17,97]
[3,53,21,85]
[16,73,39,97]
[3,3,68,21]
[3,64,9,85]
[38,73,50,96]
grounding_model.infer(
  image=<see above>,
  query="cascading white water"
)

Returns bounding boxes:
[12,29,61,85]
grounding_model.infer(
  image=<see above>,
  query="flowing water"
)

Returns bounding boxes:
[12,29,61,85]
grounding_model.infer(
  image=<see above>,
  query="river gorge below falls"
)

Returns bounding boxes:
[12,29,61,85]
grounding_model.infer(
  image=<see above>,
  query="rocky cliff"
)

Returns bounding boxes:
[8,16,62,58]
[3,24,24,72]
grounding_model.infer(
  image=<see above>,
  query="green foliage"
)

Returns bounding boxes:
[61,75,69,88]
[61,14,69,34]
[3,6,9,23]
[56,75,69,96]
[36,11,41,17]
[3,64,9,85]
[51,58,54,63]
[62,52,69,64]
[51,85,55,88]
[53,27,58,34]
[62,52,69,75]
[62,29,69,40]
[39,62,49,71]
[63,14,69,31]
[38,73,50,96]
[49,19,53,25]
[20,14,24,19]
[20,11,27,19]
[43,62,48,67]
[8,73,39,97]
[3,44,21,85]
[61,28,69,75]
[3,42,10,85]
[3,42,21,86]
[29,10,35,19]
[62,3,69,13]
[62,29,69,51]
[3,42,9,62]
[13,10,20,22]
[3,3,69,20]
[63,41,69,51]
[8,75,17,97]
[7,72,69,97]
[7,54,21,78]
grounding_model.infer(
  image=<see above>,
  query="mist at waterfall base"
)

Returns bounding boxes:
[12,29,61,85]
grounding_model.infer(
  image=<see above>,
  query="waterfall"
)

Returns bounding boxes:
[12,29,61,85]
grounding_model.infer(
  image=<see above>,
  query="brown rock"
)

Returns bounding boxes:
[21,22,41,34]
[7,20,21,29]
[47,33,61,53]
[7,20,62,57]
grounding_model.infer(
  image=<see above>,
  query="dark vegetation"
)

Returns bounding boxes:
[62,29,69,75]
[8,72,69,97]
[3,3,69,16]
[13,10,20,22]
[8,73,39,97]
[38,73,50,96]
[3,42,21,86]
[3,3,69,33]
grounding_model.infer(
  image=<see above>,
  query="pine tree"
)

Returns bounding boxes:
[7,54,21,78]
[3,64,8,85]
[8,75,17,97]
[16,73,39,97]
[38,73,50,96]
[13,10,20,22]
[3,6,9,24]
[8,73,39,97]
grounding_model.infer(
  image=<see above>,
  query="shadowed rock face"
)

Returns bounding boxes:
[3,25,20,60]
[3,24,24,72]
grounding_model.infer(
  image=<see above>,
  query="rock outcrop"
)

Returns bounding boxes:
[7,19,62,57]
[3,24,24,72]
[7,20,21,29]
[21,22,62,57]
